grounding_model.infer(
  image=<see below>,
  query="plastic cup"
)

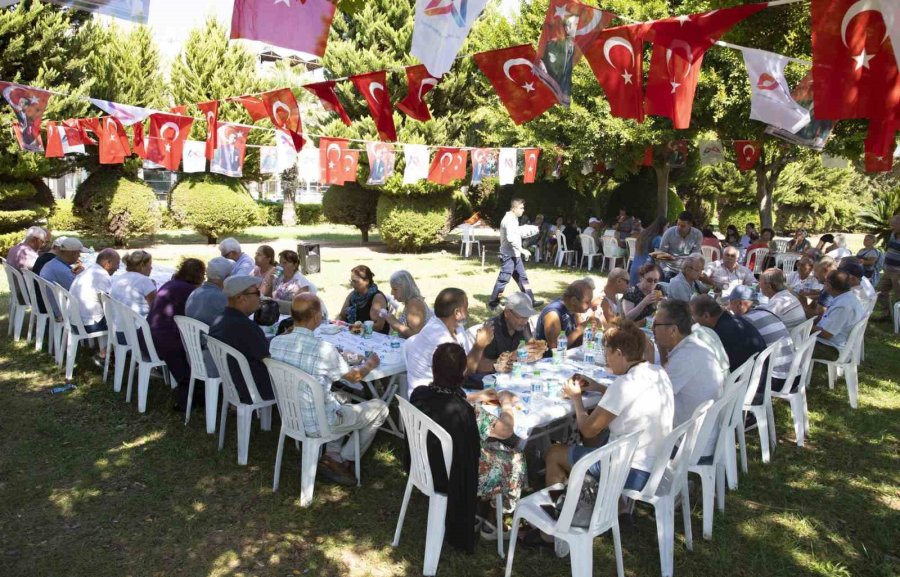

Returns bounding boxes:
[363,320,374,338]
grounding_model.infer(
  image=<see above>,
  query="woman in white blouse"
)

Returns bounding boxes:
[271,249,312,312]
[110,250,156,316]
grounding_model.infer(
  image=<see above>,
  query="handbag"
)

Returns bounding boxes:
[253,298,280,326]
[542,475,599,529]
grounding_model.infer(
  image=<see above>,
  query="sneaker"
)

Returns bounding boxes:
[479,519,511,542]
[532,299,545,308]
[318,458,357,487]
[488,303,500,313]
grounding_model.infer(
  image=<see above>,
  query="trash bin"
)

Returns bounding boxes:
[297,241,321,275]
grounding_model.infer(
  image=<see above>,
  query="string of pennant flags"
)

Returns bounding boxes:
[3,0,899,179]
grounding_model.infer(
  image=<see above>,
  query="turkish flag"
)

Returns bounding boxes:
[734,140,762,171]
[45,120,85,157]
[231,0,335,58]
[396,65,440,122]
[83,116,131,164]
[641,147,654,166]
[865,151,894,172]
[582,24,647,121]
[340,149,360,184]
[44,122,64,158]
[303,80,352,126]
[812,0,900,121]
[234,95,269,122]
[351,71,397,142]
[146,113,194,171]
[864,118,898,171]
[473,44,558,125]
[170,105,187,115]
[645,4,766,129]
[428,147,467,185]
[260,88,304,151]
[74,118,99,145]
[319,137,350,184]
[523,148,541,183]
[197,100,218,161]
[0,82,51,152]
[132,121,148,159]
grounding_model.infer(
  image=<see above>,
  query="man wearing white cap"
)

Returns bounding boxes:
[6,226,48,270]
[39,236,85,291]
[476,292,547,374]
[218,237,255,277]
[208,275,274,402]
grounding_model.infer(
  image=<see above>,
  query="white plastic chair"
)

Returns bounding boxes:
[555,230,575,267]
[264,358,360,506]
[687,380,748,540]
[504,432,641,577]
[59,284,108,381]
[776,253,801,274]
[625,237,637,271]
[894,301,900,334]
[35,276,67,366]
[700,245,720,265]
[720,357,757,486]
[578,234,600,271]
[812,321,867,409]
[207,336,277,465]
[3,261,32,342]
[459,225,481,259]
[858,299,876,362]
[20,269,53,354]
[392,396,454,577]
[174,316,222,433]
[100,293,134,394]
[601,237,626,272]
[742,340,781,465]
[112,299,173,413]
[788,317,815,352]
[772,239,790,254]
[771,333,819,447]
[746,247,769,274]
[621,403,712,577]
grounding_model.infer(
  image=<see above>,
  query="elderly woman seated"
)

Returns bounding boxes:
[410,343,527,552]
[339,264,388,334]
[381,270,433,337]
[270,249,312,314]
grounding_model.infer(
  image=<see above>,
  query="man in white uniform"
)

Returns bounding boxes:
[488,198,541,311]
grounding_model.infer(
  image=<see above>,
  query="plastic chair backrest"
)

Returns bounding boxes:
[779,254,801,274]
[4,262,30,307]
[528,313,540,334]
[114,299,164,364]
[461,225,476,244]
[578,234,597,257]
[206,336,267,405]
[174,315,211,379]
[264,357,335,439]
[556,230,569,252]
[99,293,122,340]
[773,239,789,253]
[836,320,867,364]
[700,245,721,264]
[745,339,780,406]
[601,237,621,256]
[774,333,818,395]
[788,317,815,350]
[20,269,44,314]
[396,396,453,498]
[638,401,712,500]
[34,275,63,320]
[556,431,640,534]
[625,237,637,258]
[747,247,770,273]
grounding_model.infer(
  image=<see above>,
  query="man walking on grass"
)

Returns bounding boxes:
[488,198,542,312]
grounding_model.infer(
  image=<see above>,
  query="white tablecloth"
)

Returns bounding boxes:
[312,323,406,382]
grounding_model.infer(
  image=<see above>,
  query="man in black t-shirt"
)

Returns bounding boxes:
[476,292,546,374]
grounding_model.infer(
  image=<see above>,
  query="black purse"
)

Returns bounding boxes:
[253,299,280,326]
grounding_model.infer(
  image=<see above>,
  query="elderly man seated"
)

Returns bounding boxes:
[69,248,120,353]
[218,237,255,277]
[6,226,49,270]
[39,236,85,291]
[186,257,235,326]
[838,259,876,311]
[666,255,709,303]
[475,292,546,375]
[534,279,594,355]
[787,256,822,294]
[727,286,795,401]
[405,288,493,392]
[208,276,274,403]
[800,256,837,319]
[270,294,388,486]
[700,245,754,294]
[653,300,725,431]
[758,268,806,329]
[813,270,866,361]
[691,294,766,373]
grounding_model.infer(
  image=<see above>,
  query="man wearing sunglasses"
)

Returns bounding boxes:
[208,275,274,403]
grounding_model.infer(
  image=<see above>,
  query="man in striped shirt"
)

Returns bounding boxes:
[728,286,794,402]
[877,214,900,317]
[758,268,807,330]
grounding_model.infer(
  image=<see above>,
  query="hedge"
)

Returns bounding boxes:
[322,182,380,242]
[0,230,21,256]
[255,201,325,226]
[170,175,260,243]
[73,169,160,246]
[0,181,52,235]
[376,192,454,252]
[48,199,83,232]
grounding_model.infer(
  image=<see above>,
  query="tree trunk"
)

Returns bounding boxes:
[653,164,670,219]
[359,225,369,244]
[755,163,774,230]
[281,181,297,227]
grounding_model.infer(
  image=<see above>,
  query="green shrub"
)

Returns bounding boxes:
[256,200,282,226]
[0,230,22,256]
[376,192,454,252]
[0,181,52,235]
[47,199,83,232]
[160,208,183,229]
[719,204,760,233]
[73,169,160,246]
[296,203,324,225]
[322,182,380,243]
[170,175,260,243]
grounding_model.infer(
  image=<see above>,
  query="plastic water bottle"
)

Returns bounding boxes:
[583,345,595,365]
[516,339,528,365]
[584,325,594,345]
[555,331,567,365]
[595,327,606,367]
[390,330,401,349]
[50,383,77,394]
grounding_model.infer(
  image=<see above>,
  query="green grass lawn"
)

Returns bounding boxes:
[0,245,897,577]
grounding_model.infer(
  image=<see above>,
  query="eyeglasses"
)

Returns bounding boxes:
[652,322,675,330]
[241,290,261,297]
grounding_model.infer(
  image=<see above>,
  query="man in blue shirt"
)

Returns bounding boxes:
[690,294,766,373]
[39,236,85,318]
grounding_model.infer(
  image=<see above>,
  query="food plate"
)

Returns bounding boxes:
[319,325,342,335]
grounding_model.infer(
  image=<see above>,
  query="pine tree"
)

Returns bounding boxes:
[84,22,166,109]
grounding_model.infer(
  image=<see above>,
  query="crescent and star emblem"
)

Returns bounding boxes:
[369,82,384,105]
[503,58,538,93]
[665,39,694,93]
[326,142,342,169]
[439,152,453,171]
[603,36,636,84]
[841,0,893,70]
[743,144,756,159]
[418,78,439,101]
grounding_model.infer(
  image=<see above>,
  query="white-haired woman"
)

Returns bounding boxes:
[381,270,433,337]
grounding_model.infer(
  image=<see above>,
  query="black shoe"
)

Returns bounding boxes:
[532,299,544,308]
[318,458,357,487]
[519,529,554,551]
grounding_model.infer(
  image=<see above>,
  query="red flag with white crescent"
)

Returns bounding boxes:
[428,147,465,185]
[396,65,440,122]
[734,140,762,171]
[170,105,187,115]
[197,100,219,161]
[234,95,268,122]
[340,149,360,184]
[82,116,131,164]
[0,82,51,152]
[44,121,63,158]
[581,24,648,121]
[645,4,767,129]
[45,121,85,157]
[303,80,352,126]
[473,44,558,125]
[523,148,541,183]
[146,113,195,171]
[812,0,900,120]
[350,71,397,142]
[319,137,350,184]
[72,118,98,146]
[260,87,304,151]
[864,118,899,171]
